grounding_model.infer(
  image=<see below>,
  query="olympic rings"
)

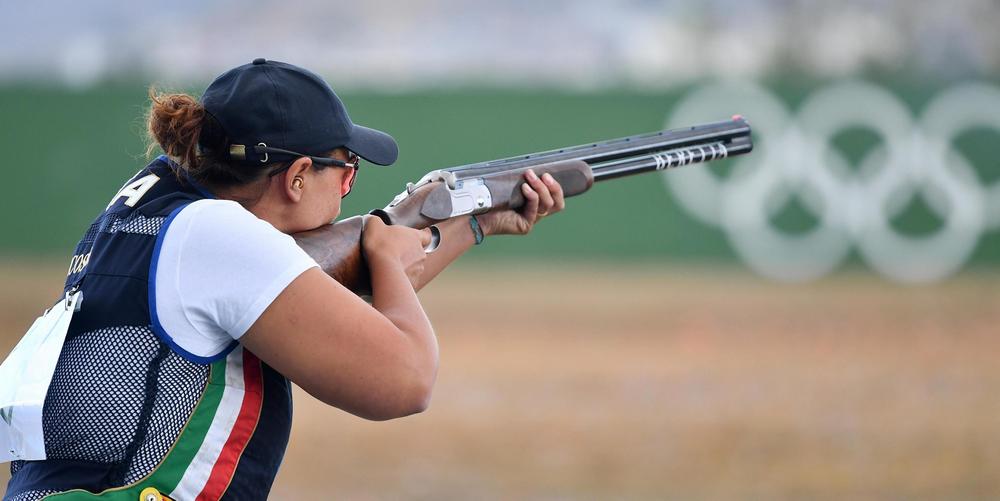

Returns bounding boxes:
[663,80,1000,283]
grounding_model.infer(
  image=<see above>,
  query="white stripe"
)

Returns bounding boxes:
[170,347,247,499]
[654,154,665,170]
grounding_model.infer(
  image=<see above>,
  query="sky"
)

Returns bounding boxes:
[1,0,997,89]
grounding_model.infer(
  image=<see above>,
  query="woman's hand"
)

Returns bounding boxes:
[477,169,565,236]
[362,215,433,289]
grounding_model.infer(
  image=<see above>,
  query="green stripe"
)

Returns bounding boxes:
[44,357,228,500]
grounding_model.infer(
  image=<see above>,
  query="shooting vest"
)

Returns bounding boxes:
[5,157,292,501]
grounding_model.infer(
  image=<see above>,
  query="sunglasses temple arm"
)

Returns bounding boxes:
[256,145,355,168]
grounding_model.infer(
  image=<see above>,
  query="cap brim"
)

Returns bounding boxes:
[345,125,398,166]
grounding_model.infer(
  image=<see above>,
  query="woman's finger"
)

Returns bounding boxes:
[363,213,385,230]
[525,170,554,215]
[421,226,441,254]
[418,227,434,249]
[542,173,565,213]
[521,182,540,224]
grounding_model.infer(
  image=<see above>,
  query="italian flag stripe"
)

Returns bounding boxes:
[170,347,263,500]
[155,353,231,493]
[195,350,264,499]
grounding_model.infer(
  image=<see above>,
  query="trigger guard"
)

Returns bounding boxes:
[424,225,442,254]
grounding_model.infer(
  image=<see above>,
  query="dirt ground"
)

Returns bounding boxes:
[1,260,999,500]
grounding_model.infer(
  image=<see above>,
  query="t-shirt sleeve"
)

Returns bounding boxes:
[152,199,318,361]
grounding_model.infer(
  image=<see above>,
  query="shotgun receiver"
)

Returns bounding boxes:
[294,116,753,293]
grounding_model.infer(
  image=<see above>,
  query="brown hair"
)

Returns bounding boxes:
[145,87,286,189]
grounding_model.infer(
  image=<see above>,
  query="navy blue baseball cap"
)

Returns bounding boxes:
[201,58,398,166]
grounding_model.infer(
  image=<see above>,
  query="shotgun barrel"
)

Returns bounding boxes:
[443,116,752,181]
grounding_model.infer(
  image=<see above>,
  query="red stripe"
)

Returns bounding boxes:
[196,349,265,501]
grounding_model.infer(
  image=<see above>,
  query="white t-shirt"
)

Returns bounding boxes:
[152,199,318,362]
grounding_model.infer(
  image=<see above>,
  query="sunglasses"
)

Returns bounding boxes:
[263,146,361,198]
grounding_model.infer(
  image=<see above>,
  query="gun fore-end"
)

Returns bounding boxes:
[477,159,593,212]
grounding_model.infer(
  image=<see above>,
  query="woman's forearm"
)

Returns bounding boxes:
[415,216,477,291]
[369,253,435,336]
[367,253,439,413]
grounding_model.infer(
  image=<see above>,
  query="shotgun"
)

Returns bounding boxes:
[294,116,753,294]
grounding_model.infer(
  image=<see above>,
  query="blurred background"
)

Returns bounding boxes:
[1,0,999,499]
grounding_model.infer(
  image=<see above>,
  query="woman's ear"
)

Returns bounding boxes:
[282,157,313,202]
[340,167,356,197]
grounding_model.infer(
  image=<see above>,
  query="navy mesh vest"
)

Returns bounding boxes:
[5,157,293,501]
